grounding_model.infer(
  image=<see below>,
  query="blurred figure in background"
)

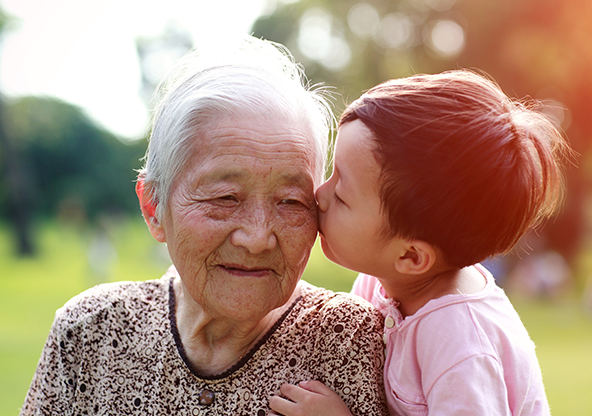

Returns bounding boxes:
[505,232,573,299]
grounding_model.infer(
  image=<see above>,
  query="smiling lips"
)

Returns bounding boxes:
[219,264,276,277]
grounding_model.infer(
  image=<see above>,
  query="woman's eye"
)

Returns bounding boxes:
[280,198,302,206]
[279,198,312,210]
[214,195,239,206]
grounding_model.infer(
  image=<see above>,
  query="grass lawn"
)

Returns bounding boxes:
[1,218,591,415]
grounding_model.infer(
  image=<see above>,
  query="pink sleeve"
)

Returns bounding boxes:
[351,273,378,302]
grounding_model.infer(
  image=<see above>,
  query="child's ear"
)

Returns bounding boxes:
[135,178,166,243]
[394,240,436,275]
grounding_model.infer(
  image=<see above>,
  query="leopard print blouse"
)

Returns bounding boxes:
[21,275,389,415]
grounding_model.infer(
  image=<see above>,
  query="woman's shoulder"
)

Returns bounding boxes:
[56,277,170,328]
[297,280,384,330]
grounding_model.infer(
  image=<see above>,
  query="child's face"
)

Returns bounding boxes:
[316,120,401,276]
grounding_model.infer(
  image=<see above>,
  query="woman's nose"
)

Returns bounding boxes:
[230,206,278,254]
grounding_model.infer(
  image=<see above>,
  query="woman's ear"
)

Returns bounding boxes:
[394,240,436,275]
[135,178,166,243]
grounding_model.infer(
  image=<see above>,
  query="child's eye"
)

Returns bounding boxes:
[333,194,345,205]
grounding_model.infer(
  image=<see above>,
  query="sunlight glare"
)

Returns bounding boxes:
[0,0,267,140]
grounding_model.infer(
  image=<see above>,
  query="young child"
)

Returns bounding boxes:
[269,70,569,416]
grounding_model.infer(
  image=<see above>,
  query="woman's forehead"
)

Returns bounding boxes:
[189,164,315,193]
[197,113,316,159]
[178,115,317,183]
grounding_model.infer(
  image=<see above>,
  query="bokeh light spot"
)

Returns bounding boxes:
[298,7,351,71]
[375,13,415,50]
[348,3,380,40]
[426,19,465,57]
[424,0,457,12]
[320,35,351,71]
[298,7,333,61]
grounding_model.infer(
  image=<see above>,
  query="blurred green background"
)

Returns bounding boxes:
[2,0,592,414]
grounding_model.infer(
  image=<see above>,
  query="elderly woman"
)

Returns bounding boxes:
[21,36,388,415]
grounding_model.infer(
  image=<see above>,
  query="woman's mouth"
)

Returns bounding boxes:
[219,264,274,278]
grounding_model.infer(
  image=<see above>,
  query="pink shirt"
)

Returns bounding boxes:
[352,265,550,416]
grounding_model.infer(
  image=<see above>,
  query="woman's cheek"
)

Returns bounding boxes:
[170,208,229,254]
[278,208,318,258]
[277,203,317,228]
[196,202,238,221]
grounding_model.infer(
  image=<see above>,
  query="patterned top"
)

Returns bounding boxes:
[21,275,389,415]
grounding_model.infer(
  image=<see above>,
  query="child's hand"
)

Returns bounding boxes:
[269,380,353,416]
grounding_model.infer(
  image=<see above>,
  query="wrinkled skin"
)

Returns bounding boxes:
[144,113,319,324]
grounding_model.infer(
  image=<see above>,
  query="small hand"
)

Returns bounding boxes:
[269,380,354,416]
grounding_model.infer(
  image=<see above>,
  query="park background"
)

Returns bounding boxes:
[1,0,592,414]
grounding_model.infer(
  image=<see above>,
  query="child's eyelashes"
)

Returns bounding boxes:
[333,194,346,205]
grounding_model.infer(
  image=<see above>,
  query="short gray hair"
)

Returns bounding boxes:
[138,35,334,220]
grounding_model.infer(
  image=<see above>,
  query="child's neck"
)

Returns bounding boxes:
[378,266,485,317]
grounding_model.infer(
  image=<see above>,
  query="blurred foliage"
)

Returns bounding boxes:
[253,0,591,270]
[0,97,146,255]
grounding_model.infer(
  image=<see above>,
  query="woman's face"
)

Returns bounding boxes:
[154,114,318,321]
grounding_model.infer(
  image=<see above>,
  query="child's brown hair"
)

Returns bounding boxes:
[341,70,570,268]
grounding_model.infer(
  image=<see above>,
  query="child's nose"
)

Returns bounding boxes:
[315,182,329,212]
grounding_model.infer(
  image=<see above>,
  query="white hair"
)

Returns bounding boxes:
[138,35,334,220]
